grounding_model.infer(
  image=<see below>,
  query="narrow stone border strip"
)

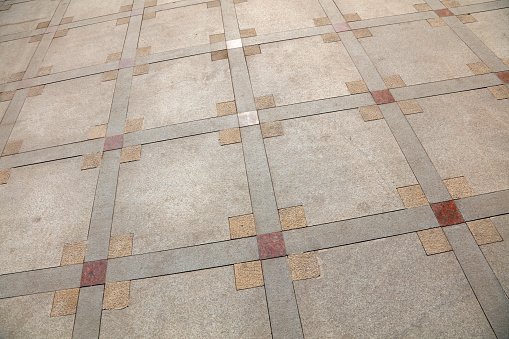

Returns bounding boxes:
[241,25,334,47]
[456,189,509,221]
[106,68,134,137]
[349,11,436,29]
[318,0,345,23]
[72,285,104,339]
[144,0,210,15]
[219,0,240,40]
[48,0,70,27]
[134,43,213,66]
[451,0,509,15]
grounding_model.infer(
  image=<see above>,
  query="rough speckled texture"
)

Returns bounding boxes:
[397,184,428,208]
[257,232,287,259]
[229,214,256,239]
[431,200,464,226]
[288,252,320,281]
[278,206,307,230]
[61,242,87,266]
[467,219,503,245]
[81,260,108,287]
[103,281,130,309]
[417,228,452,255]
[234,261,264,290]
[51,288,80,316]
[108,234,134,259]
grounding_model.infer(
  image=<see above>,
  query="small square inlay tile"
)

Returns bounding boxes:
[207,0,221,8]
[240,28,257,38]
[88,124,108,139]
[124,118,144,133]
[488,85,509,99]
[60,16,73,24]
[120,145,142,163]
[27,85,45,97]
[9,72,25,82]
[467,62,491,75]
[353,28,372,38]
[227,39,242,50]
[288,252,320,281]
[397,99,423,115]
[210,33,226,43]
[260,121,283,138]
[119,58,135,69]
[255,94,275,110]
[131,7,144,16]
[36,21,50,29]
[133,64,149,76]
[371,89,395,104]
[234,261,264,290]
[457,14,477,24]
[81,260,107,287]
[29,34,44,43]
[333,22,351,32]
[117,17,130,25]
[443,176,474,199]
[143,12,156,20]
[0,91,15,102]
[343,13,361,22]
[54,29,68,38]
[120,5,133,12]
[431,200,464,226]
[211,50,228,61]
[359,105,383,121]
[346,80,369,94]
[496,71,509,84]
[101,70,118,82]
[108,234,133,258]
[467,219,503,245]
[103,134,124,151]
[2,140,23,156]
[279,206,307,230]
[144,0,157,7]
[103,281,130,309]
[81,153,103,170]
[216,101,237,116]
[229,214,256,239]
[313,17,331,26]
[427,18,447,27]
[219,128,242,145]
[257,232,286,259]
[321,32,341,43]
[417,228,452,255]
[51,289,79,317]
[106,52,122,63]
[441,0,460,7]
[45,26,58,33]
[244,45,261,56]
[435,8,454,17]
[238,111,259,127]
[413,3,432,11]
[397,184,428,208]
[136,47,151,58]
[60,241,86,266]
[0,168,12,185]
[17,79,33,89]
[37,66,53,77]
[383,75,406,89]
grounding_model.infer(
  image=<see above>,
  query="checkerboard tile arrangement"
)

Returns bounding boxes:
[0,0,508,337]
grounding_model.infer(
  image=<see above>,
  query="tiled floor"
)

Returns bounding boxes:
[0,0,508,337]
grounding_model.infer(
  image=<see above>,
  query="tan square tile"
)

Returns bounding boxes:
[116,17,130,26]
[229,214,256,239]
[51,289,79,317]
[488,85,509,99]
[260,121,283,138]
[106,52,122,63]
[397,99,423,115]
[216,101,237,116]
[417,228,452,255]
[37,66,53,77]
[103,281,130,310]
[0,91,15,102]
[279,206,307,230]
[207,0,221,8]
[244,45,261,56]
[2,140,23,156]
[413,3,432,11]
[211,50,228,61]
[144,0,157,7]
[29,34,44,43]
[353,28,372,38]
[255,94,276,110]
[467,219,503,245]
[210,33,226,43]
[234,261,264,290]
[143,12,156,20]
[60,16,74,24]
[219,128,241,145]
[441,0,460,8]
[382,75,406,89]
[120,145,142,163]
[359,105,383,121]
[321,32,341,43]
[443,176,474,199]
[0,5,11,11]
[54,29,69,38]
[427,18,447,27]
[346,80,369,94]
[27,85,44,97]
[108,234,134,258]
[467,62,491,75]
[136,47,151,57]
[88,124,107,139]
[60,241,86,265]
[120,5,133,12]
[240,28,257,38]
[81,152,103,170]
[234,0,247,3]
[457,14,477,23]
[36,21,50,29]
[9,72,25,82]
[0,168,12,185]
[502,59,509,67]
[102,70,119,82]
[397,184,428,208]
[313,17,331,26]
[133,64,149,76]
[343,13,361,22]
[288,252,320,281]
[125,118,144,133]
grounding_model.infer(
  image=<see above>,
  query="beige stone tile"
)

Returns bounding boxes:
[0,168,12,185]
[102,70,119,82]
[103,281,130,310]
[333,0,422,20]
[353,28,372,38]
[457,14,477,23]
[467,219,503,245]
[244,44,261,56]
[211,50,228,61]
[343,13,361,22]
[36,21,50,29]
[288,252,320,281]
[217,101,237,116]
[0,37,38,84]
[65,0,133,21]
[279,206,307,230]
[9,71,25,82]
[2,140,23,156]
[207,0,221,8]
[121,145,142,163]
[234,0,247,3]
[37,66,53,77]
[136,47,151,58]
[260,121,283,138]
[0,91,15,102]
[346,80,369,94]
[397,184,428,208]
[397,99,423,115]
[108,233,134,258]
[441,0,461,7]
[51,289,79,317]
[234,261,264,290]
[413,3,432,11]
[254,95,275,110]
[383,75,406,89]
[106,52,122,63]
[240,28,257,38]
[359,105,383,121]
[313,17,331,26]
[117,17,130,25]
[125,118,144,133]
[27,85,44,97]
[210,33,226,43]
[88,124,108,139]
[54,29,69,38]
[120,5,133,12]
[145,0,157,7]
[133,64,149,76]
[503,59,509,67]
[219,128,242,145]
[143,11,157,20]
[29,34,44,43]
[321,32,341,43]
[229,214,256,239]
[427,18,447,27]
[60,16,74,24]
[443,176,474,199]
[60,241,86,266]
[467,62,491,75]
[488,85,509,99]
[417,228,452,255]
[81,153,102,170]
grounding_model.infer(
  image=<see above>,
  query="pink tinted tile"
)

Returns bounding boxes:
[17,79,33,89]
[431,200,465,226]
[103,134,124,151]
[257,232,286,259]
[333,22,351,32]
[119,58,135,69]
[238,111,259,127]
[496,71,509,84]
[435,9,454,17]
[131,8,144,16]
[45,26,59,33]
[371,89,395,104]
[81,260,107,287]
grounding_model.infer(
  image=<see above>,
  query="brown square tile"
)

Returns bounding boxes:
[279,206,307,230]
[234,261,264,290]
[321,32,341,43]
[133,64,149,76]
[37,66,53,77]
[443,176,474,199]
[257,232,286,259]
[0,91,15,102]
[117,17,130,25]
[488,85,509,99]
[27,85,44,97]
[457,14,477,23]
[81,153,102,170]
[313,17,331,26]
[88,124,107,139]
[371,89,395,104]
[9,72,25,82]
[54,29,69,38]
[496,71,509,84]
[229,214,256,239]
[219,128,242,145]
[106,52,122,63]
[60,242,86,266]
[346,80,369,94]
[81,260,107,287]
[120,4,133,12]
[413,3,432,11]
[144,0,157,7]
[108,234,134,258]
[29,34,44,43]
[0,168,12,185]
[260,121,283,138]
[2,140,23,156]
[60,16,74,24]
[467,62,490,75]
[103,281,130,310]
[104,134,124,151]
[210,33,226,43]
[102,70,118,82]
[254,95,275,110]
[36,21,50,29]
[244,45,261,56]
[288,252,320,281]
[397,99,423,115]
[353,28,372,38]
[136,47,151,58]
[435,8,454,17]
[467,219,503,245]
[216,101,237,116]
[143,11,156,20]
[120,145,142,163]
[240,28,257,38]
[417,228,452,255]
[211,50,228,61]
[124,118,144,133]
[427,18,447,27]
[431,200,464,226]
[359,105,383,121]
[343,13,361,22]
[51,289,79,317]
[382,75,406,89]
[397,184,429,208]
[441,0,461,7]
[207,0,221,8]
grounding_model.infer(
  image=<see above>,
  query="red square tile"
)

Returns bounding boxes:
[103,134,124,151]
[257,232,286,259]
[371,89,395,104]
[435,9,454,17]
[496,71,509,84]
[81,260,107,287]
[333,22,351,32]
[119,58,135,69]
[431,200,465,226]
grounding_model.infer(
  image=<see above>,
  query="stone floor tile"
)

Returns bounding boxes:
[353,28,372,38]
[260,121,283,139]
[2,140,22,156]
[488,85,509,99]
[0,0,59,36]
[234,261,264,290]
[103,281,130,309]
[257,232,286,259]
[288,252,320,281]
[108,234,134,259]
[133,64,149,76]
[467,218,503,245]
[143,11,156,20]
[210,33,226,43]
[458,14,477,24]
[244,44,261,56]
[106,52,122,63]
[278,206,307,230]
[29,34,44,43]
[9,71,25,82]
[116,17,130,25]
[0,91,15,102]
[240,28,257,38]
[61,16,74,25]
[443,176,475,199]
[103,134,124,151]
[124,118,144,133]
[51,288,80,317]
[211,49,228,61]
[207,0,220,8]
[255,95,276,110]
[343,13,362,22]
[427,17,447,27]
[346,80,369,94]
[313,17,331,26]
[229,214,256,239]
[397,184,429,208]
[81,260,107,287]
[464,9,509,61]
[65,0,133,22]
[102,70,119,82]
[431,200,465,226]
[37,66,53,77]
[417,227,452,255]
[88,124,108,139]
[27,85,45,97]
[359,105,383,121]
[0,168,11,185]
[371,89,395,104]
[321,32,341,43]
[219,128,242,145]
[467,62,491,75]
[480,214,509,296]
[397,99,423,115]
[333,0,419,20]
[120,145,142,163]
[435,8,454,17]
[54,29,69,38]
[238,111,259,127]
[382,75,406,89]
[413,3,432,11]
[497,71,509,84]
[442,0,461,7]
[61,242,87,266]
[0,38,38,84]
[144,0,157,7]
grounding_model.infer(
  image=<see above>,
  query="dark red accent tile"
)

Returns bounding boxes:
[435,9,454,17]
[333,22,351,32]
[119,58,135,69]
[257,232,286,259]
[496,71,509,84]
[371,89,395,104]
[81,260,107,287]
[103,134,124,151]
[431,200,465,226]
[131,8,143,16]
